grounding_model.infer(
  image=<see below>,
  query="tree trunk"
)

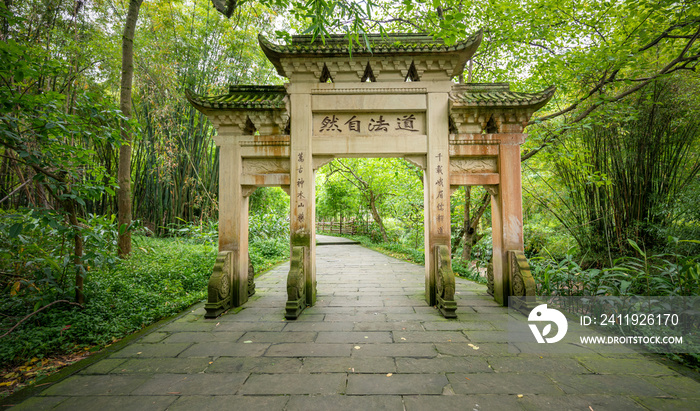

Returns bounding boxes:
[65,198,85,304]
[117,0,143,258]
[461,191,491,263]
[369,191,388,242]
[462,229,477,262]
[461,186,471,261]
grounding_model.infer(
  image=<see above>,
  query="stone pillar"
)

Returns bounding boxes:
[490,186,505,305]
[424,91,452,307]
[288,87,316,317]
[492,135,526,305]
[218,141,250,308]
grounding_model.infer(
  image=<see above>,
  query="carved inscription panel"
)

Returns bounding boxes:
[450,157,498,173]
[312,113,426,136]
[242,159,291,175]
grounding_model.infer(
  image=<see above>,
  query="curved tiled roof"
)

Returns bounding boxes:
[449,83,555,110]
[186,86,287,110]
[259,31,482,78]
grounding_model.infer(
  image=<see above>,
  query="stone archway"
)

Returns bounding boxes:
[187,32,553,319]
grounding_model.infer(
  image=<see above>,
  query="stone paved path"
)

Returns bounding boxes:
[8,238,700,410]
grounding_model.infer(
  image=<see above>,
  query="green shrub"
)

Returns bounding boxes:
[160,218,218,245]
[0,210,120,314]
[249,238,289,272]
[0,236,215,366]
[452,260,486,283]
[531,239,700,297]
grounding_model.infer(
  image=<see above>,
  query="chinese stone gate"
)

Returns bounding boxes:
[187,32,554,320]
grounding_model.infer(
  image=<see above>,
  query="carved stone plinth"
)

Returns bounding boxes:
[205,252,233,319]
[285,246,306,319]
[487,259,494,296]
[508,250,537,313]
[204,252,256,319]
[247,252,256,297]
[434,245,457,318]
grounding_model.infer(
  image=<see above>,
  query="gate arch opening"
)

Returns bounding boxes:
[188,32,554,319]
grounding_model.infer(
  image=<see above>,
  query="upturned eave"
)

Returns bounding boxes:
[185,86,288,112]
[259,31,483,78]
[449,84,556,111]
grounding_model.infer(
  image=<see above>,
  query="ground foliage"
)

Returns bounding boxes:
[0,235,214,391]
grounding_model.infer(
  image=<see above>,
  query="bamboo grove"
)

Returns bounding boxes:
[1,0,280,233]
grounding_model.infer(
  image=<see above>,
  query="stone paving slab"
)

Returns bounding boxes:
[434,341,514,357]
[238,330,317,343]
[110,358,211,374]
[131,373,248,396]
[178,341,270,357]
[111,343,192,358]
[43,395,177,411]
[314,331,393,343]
[422,320,497,331]
[265,342,353,357]
[300,356,397,373]
[346,373,449,394]
[518,394,646,411]
[6,234,700,410]
[41,374,151,396]
[316,234,360,245]
[238,373,346,395]
[637,374,700,398]
[350,343,438,358]
[160,331,245,343]
[447,372,563,395]
[168,395,289,411]
[487,356,589,374]
[285,395,403,411]
[282,321,355,332]
[6,396,68,411]
[353,321,424,331]
[395,356,493,373]
[392,330,469,343]
[403,394,523,410]
[631,396,700,411]
[78,359,127,375]
[551,373,669,396]
[577,357,681,375]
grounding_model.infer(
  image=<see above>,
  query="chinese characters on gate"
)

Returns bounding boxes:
[317,114,421,134]
[435,153,446,235]
[295,152,305,224]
